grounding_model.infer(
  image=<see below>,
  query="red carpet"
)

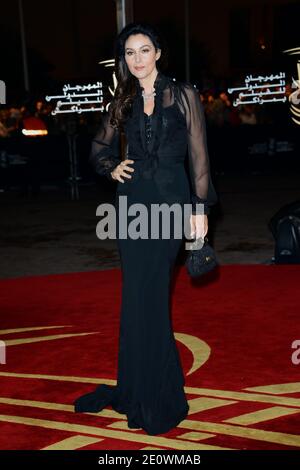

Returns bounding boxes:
[0,265,300,450]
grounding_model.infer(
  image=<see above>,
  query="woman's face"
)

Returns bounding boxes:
[124,34,161,80]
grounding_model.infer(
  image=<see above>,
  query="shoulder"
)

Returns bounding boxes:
[161,73,198,95]
[168,77,198,97]
[169,76,198,92]
[169,79,201,111]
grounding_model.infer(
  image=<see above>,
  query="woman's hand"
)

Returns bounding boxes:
[111,159,135,183]
[190,213,208,239]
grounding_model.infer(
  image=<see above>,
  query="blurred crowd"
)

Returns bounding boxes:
[0,99,96,139]
[0,81,297,196]
[0,81,296,140]
[199,82,297,128]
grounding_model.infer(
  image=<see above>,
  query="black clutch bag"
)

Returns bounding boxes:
[185,236,218,277]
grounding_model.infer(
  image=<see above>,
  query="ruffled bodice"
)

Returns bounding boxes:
[89,71,218,214]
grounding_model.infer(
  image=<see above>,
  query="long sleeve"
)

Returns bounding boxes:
[89,108,122,181]
[182,85,218,215]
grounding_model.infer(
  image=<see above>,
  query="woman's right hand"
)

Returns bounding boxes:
[111,159,135,183]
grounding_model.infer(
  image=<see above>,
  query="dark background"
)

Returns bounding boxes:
[1,0,299,100]
[0,0,300,275]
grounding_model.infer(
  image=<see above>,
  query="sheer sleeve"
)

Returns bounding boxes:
[89,107,122,181]
[181,84,218,215]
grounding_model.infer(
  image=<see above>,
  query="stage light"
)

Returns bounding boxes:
[22,129,48,137]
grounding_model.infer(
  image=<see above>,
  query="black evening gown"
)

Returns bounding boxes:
[74,71,218,435]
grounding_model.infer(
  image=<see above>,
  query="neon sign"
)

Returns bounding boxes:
[283,46,300,126]
[228,72,286,106]
[45,82,105,115]
[44,58,119,115]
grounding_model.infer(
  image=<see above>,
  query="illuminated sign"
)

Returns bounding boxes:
[283,46,300,126]
[45,82,104,115]
[228,73,286,106]
[44,58,119,115]
[98,59,117,111]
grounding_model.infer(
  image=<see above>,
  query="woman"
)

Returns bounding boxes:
[74,22,218,435]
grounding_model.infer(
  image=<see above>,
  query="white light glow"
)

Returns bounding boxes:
[22,129,48,136]
[228,72,286,106]
[45,82,104,115]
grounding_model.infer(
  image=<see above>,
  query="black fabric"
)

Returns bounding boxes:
[74,71,217,435]
[185,237,219,277]
[89,71,218,214]
[144,113,153,146]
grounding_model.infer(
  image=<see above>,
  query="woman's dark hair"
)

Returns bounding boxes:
[109,22,168,129]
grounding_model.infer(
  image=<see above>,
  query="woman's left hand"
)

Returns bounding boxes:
[190,214,208,239]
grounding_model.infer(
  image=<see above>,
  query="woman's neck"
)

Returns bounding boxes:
[138,69,159,94]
